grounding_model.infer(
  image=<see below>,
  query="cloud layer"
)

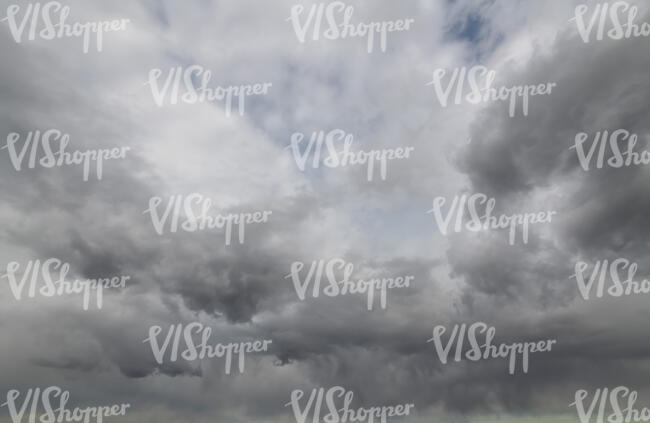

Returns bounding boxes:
[0,0,649,422]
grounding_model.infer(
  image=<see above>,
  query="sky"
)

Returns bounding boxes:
[0,0,649,422]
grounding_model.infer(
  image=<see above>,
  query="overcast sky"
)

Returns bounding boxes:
[0,0,649,422]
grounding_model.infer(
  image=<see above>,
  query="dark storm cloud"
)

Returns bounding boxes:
[430,5,650,416]
[0,0,648,422]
